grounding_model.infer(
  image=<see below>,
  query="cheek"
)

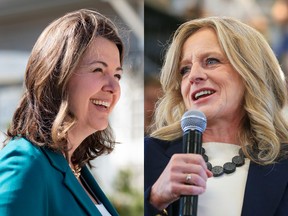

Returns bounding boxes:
[181,79,190,99]
[230,80,245,102]
[233,90,245,107]
[67,83,91,115]
[115,85,121,102]
[68,92,85,117]
[180,80,192,109]
[116,88,121,102]
[225,84,245,112]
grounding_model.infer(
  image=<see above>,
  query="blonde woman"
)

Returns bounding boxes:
[0,9,124,216]
[145,17,288,216]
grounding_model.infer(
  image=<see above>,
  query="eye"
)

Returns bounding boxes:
[206,58,219,66]
[92,67,103,73]
[114,73,122,80]
[180,66,191,76]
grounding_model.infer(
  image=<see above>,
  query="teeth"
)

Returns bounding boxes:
[90,100,110,108]
[195,90,214,100]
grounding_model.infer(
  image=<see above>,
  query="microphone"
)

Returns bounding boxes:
[179,110,207,216]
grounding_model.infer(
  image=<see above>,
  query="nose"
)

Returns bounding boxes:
[188,63,207,84]
[102,75,120,94]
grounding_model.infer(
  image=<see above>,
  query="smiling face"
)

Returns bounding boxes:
[180,27,245,125]
[67,36,122,138]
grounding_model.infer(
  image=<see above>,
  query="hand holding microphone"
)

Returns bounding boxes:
[149,110,212,213]
[179,110,208,216]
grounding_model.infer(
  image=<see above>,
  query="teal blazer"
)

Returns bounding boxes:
[0,137,119,216]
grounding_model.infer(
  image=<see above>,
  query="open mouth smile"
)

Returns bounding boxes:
[193,89,215,101]
[90,99,111,109]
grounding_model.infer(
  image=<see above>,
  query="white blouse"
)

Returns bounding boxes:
[95,203,111,216]
[198,142,250,216]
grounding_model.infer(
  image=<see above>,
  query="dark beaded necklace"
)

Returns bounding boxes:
[201,147,246,177]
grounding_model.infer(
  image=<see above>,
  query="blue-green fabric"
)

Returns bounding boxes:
[0,137,119,216]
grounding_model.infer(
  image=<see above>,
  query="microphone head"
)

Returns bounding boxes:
[181,110,207,132]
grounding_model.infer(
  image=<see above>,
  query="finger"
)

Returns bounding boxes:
[206,169,213,178]
[182,154,208,169]
[174,163,210,181]
[169,156,210,181]
[171,183,206,196]
[171,154,208,172]
[183,173,207,188]
[171,172,207,188]
[181,184,206,196]
[172,154,205,166]
[184,173,207,187]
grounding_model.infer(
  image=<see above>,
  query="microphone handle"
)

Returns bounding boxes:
[179,196,198,216]
[179,130,202,216]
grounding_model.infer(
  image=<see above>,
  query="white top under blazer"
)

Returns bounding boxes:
[198,142,250,216]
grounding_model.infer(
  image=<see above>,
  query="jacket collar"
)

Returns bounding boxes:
[41,147,118,216]
[81,167,119,215]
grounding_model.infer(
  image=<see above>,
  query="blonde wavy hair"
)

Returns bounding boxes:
[150,16,288,165]
[6,9,124,167]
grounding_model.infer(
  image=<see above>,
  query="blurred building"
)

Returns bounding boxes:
[144,0,280,75]
[0,0,144,212]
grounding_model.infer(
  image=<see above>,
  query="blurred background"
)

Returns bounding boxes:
[0,0,143,215]
[144,0,288,134]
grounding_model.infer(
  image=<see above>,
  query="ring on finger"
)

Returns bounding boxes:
[186,174,192,183]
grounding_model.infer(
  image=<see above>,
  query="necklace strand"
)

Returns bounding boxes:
[201,147,246,177]
[69,164,82,179]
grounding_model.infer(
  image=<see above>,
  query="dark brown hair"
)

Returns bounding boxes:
[6,9,124,167]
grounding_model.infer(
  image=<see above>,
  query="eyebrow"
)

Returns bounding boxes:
[87,60,123,71]
[180,51,223,64]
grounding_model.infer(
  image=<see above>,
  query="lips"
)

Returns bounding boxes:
[192,89,215,101]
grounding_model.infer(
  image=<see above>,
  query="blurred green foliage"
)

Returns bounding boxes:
[110,168,144,215]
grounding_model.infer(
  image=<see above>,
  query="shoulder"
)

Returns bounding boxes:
[276,157,288,174]
[144,136,182,161]
[1,137,43,157]
[145,136,182,150]
[144,137,182,153]
[249,157,288,182]
[144,136,167,146]
[0,138,54,214]
[144,137,165,156]
[274,143,288,175]
[0,137,47,175]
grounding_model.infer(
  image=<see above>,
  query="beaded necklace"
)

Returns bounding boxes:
[201,147,246,177]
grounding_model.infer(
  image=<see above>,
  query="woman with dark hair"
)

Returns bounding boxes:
[0,9,124,216]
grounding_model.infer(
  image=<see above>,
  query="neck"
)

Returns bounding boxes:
[66,124,93,163]
[203,124,240,145]
[65,139,78,165]
[202,111,244,144]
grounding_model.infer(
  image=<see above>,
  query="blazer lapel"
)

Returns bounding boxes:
[41,148,101,215]
[82,167,119,216]
[63,170,101,215]
[242,161,288,216]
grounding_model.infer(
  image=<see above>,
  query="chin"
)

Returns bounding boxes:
[93,122,109,131]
